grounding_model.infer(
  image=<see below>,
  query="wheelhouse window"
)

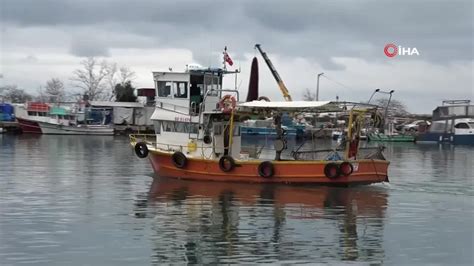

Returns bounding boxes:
[157,81,172,97]
[204,75,221,97]
[173,82,188,99]
[157,81,188,99]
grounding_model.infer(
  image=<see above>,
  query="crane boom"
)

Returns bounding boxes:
[255,44,292,101]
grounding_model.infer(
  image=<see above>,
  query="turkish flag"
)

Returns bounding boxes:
[224,51,233,66]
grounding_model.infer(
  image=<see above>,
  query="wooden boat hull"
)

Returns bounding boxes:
[147,150,389,185]
[16,117,42,134]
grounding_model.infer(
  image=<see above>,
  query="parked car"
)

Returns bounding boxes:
[402,120,431,131]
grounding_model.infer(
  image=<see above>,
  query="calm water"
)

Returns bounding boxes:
[0,135,473,265]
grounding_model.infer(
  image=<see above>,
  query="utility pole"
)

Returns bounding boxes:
[316,72,324,101]
[368,89,380,104]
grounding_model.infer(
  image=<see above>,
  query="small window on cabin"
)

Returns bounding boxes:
[455,123,469,129]
[157,81,172,97]
[175,122,186,132]
[162,121,172,131]
[173,82,188,99]
[154,121,161,134]
[188,123,199,134]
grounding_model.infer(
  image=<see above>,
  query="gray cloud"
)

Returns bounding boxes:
[70,36,110,57]
[1,0,472,113]
[1,0,472,65]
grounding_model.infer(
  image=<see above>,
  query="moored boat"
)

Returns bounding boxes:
[416,100,474,145]
[16,102,50,133]
[367,133,415,142]
[130,67,390,186]
[37,121,114,135]
[16,102,114,135]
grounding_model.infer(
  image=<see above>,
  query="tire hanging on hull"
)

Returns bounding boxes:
[172,151,188,169]
[134,142,149,158]
[219,155,236,172]
[258,161,274,178]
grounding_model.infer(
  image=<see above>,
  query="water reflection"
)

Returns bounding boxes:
[137,177,388,264]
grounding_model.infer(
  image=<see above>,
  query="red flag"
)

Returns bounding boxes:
[223,47,233,66]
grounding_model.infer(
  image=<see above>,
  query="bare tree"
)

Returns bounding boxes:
[1,85,33,103]
[302,88,316,101]
[119,67,135,86]
[105,65,136,101]
[44,78,65,103]
[70,57,110,101]
[374,98,409,116]
[104,62,118,101]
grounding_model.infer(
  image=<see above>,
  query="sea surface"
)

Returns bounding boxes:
[0,134,473,265]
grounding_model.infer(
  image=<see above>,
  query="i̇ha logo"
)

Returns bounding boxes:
[384,43,420,58]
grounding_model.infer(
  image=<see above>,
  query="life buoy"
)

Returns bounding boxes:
[219,95,237,113]
[172,151,187,169]
[134,142,149,158]
[324,163,341,179]
[219,155,235,172]
[258,161,274,178]
[339,162,353,176]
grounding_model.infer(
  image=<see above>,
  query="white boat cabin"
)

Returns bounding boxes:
[150,68,242,159]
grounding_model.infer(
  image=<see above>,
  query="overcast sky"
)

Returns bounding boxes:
[1,0,473,113]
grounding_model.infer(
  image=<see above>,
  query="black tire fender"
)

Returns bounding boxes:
[324,163,341,179]
[134,142,149,158]
[219,155,236,172]
[258,161,274,178]
[203,135,212,144]
[172,151,188,169]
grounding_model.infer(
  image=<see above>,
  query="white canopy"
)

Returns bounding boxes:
[238,101,379,112]
[238,100,341,112]
[239,100,331,108]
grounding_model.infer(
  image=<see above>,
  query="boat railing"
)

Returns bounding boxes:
[292,146,385,161]
[129,133,247,154]
[156,101,190,115]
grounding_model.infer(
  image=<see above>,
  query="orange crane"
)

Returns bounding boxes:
[255,44,293,101]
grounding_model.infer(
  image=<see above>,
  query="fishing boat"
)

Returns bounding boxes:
[417,100,474,145]
[15,102,50,133]
[130,67,389,186]
[16,102,114,135]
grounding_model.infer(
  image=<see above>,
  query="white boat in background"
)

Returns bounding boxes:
[0,127,4,134]
[37,121,113,135]
[416,100,474,145]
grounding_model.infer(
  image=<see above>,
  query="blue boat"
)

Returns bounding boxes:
[0,103,15,122]
[416,100,474,145]
[241,114,306,139]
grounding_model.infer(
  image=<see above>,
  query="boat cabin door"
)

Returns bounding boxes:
[203,73,222,112]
